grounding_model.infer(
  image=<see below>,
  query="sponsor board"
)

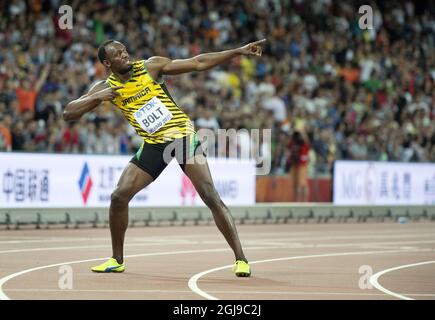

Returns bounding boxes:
[0,153,256,208]
[333,161,435,205]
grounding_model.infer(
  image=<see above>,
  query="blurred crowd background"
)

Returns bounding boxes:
[0,0,434,178]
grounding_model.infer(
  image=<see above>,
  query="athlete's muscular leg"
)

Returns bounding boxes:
[110,163,153,263]
[183,155,247,262]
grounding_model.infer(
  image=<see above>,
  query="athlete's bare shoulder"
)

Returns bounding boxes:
[144,56,171,81]
[145,56,170,65]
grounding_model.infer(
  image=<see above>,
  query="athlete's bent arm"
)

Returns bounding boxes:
[146,39,266,79]
[63,81,124,121]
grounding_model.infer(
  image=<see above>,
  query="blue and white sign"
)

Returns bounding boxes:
[333,160,435,205]
[0,153,256,208]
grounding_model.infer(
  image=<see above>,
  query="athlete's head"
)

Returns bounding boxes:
[98,40,132,74]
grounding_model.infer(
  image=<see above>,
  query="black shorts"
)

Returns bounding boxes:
[130,133,205,180]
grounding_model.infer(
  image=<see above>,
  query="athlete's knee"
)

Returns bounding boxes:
[111,188,131,207]
[197,182,221,208]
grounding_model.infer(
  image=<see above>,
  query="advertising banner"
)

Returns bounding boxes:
[333,161,435,205]
[0,153,256,208]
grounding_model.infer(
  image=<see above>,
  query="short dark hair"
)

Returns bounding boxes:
[97,40,115,63]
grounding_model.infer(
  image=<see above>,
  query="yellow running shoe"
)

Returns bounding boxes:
[91,258,125,273]
[232,260,251,277]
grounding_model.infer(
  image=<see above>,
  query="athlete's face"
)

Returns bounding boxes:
[104,42,133,74]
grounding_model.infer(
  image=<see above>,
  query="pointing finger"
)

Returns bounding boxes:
[253,38,267,45]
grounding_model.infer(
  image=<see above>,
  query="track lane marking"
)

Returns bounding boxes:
[188,248,434,300]
[5,288,435,297]
[0,245,290,300]
[369,260,435,300]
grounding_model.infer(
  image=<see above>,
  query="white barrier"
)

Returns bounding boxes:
[333,161,435,205]
[1,204,434,230]
[0,153,256,208]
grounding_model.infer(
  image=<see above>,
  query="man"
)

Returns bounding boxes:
[63,38,267,277]
[16,65,51,114]
[0,115,12,151]
[287,126,310,202]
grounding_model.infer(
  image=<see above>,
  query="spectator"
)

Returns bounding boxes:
[0,0,432,181]
[287,127,311,202]
[0,115,12,151]
[82,121,98,154]
[195,108,220,132]
[11,120,26,151]
[260,87,287,123]
[349,134,368,160]
[62,122,80,153]
[15,65,51,114]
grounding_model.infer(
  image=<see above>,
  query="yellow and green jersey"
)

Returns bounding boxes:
[106,60,195,144]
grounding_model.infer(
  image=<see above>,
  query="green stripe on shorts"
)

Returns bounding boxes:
[136,143,144,160]
[189,134,199,158]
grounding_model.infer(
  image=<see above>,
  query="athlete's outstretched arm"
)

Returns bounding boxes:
[146,39,266,80]
[63,81,123,121]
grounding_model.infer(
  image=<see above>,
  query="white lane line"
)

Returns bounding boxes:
[5,288,435,297]
[0,239,202,254]
[199,233,435,244]
[188,248,433,300]
[1,231,435,245]
[0,238,111,244]
[369,260,435,300]
[206,291,435,297]
[0,238,198,245]
[319,240,435,247]
[0,245,288,300]
[0,241,313,254]
[2,236,435,255]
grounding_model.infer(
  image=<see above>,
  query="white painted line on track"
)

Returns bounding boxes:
[0,245,289,300]
[369,260,435,300]
[5,288,435,298]
[2,237,435,255]
[2,228,435,300]
[1,230,435,245]
[0,242,193,254]
[188,248,434,300]
[0,238,198,245]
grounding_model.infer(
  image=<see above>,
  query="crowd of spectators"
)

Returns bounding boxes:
[0,0,434,177]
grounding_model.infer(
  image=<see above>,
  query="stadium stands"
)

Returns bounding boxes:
[0,0,433,179]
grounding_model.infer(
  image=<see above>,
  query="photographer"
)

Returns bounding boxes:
[287,124,311,202]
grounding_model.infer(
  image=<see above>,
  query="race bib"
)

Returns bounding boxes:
[133,97,173,134]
